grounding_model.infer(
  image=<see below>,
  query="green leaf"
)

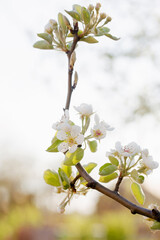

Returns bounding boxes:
[68,30,83,37]
[73,4,82,15]
[58,13,67,34]
[99,163,117,176]
[151,221,160,230]
[105,33,120,41]
[43,170,61,187]
[65,10,81,21]
[37,33,53,44]
[95,27,110,36]
[81,7,90,25]
[61,164,72,178]
[33,40,53,49]
[83,162,97,174]
[58,168,70,190]
[108,156,119,166]
[131,182,145,205]
[131,170,144,184]
[87,140,97,153]
[80,36,98,43]
[64,148,84,166]
[46,138,62,152]
[99,172,118,183]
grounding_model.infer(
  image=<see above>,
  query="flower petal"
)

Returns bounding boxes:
[71,125,81,137]
[57,130,67,140]
[58,142,68,152]
[76,134,84,145]
[69,144,77,153]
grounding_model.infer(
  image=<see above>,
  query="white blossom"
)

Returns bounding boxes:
[57,125,84,153]
[52,110,70,131]
[91,114,114,140]
[74,103,93,118]
[141,149,159,173]
[115,141,141,157]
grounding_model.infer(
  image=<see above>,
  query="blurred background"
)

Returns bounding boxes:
[0,0,160,239]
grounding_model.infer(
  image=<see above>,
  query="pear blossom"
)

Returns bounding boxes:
[52,110,70,131]
[141,149,159,174]
[91,114,114,140]
[57,125,84,153]
[115,141,141,157]
[74,103,93,118]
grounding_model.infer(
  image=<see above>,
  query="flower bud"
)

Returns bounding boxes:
[70,51,76,68]
[57,206,65,214]
[88,4,94,12]
[44,23,53,34]
[95,3,101,12]
[73,71,78,89]
[49,19,57,27]
[105,16,112,24]
[100,13,107,20]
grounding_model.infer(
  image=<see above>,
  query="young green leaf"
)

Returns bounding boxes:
[131,182,145,205]
[131,169,145,184]
[64,148,84,166]
[151,221,160,230]
[33,40,53,49]
[37,33,53,44]
[99,164,117,176]
[108,156,119,166]
[87,140,97,152]
[73,4,82,15]
[43,170,61,187]
[99,172,118,183]
[58,168,70,190]
[46,138,62,152]
[61,164,72,178]
[80,36,98,43]
[105,33,120,41]
[83,162,97,174]
[81,7,90,25]
[95,27,110,36]
[65,10,81,21]
[58,13,67,34]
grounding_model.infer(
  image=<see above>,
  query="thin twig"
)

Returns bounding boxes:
[70,174,81,192]
[114,172,123,192]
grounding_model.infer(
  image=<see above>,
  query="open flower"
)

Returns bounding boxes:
[74,103,93,118]
[52,110,70,131]
[57,125,84,153]
[141,149,159,174]
[115,141,141,157]
[91,114,114,140]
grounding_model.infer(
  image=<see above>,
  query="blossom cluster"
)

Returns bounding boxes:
[106,141,159,175]
[50,103,113,154]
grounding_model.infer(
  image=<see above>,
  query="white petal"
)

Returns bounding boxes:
[69,145,77,153]
[76,134,84,144]
[58,142,68,152]
[57,130,67,140]
[115,141,122,152]
[71,125,81,137]
[94,114,100,125]
[52,122,59,130]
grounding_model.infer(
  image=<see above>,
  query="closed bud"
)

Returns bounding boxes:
[73,71,78,89]
[88,4,94,12]
[95,3,101,12]
[44,23,53,34]
[49,19,57,27]
[105,16,112,24]
[100,13,107,20]
[70,51,76,68]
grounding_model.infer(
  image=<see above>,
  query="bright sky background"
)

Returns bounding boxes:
[0,0,160,214]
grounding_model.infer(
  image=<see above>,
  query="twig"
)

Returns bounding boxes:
[70,174,81,192]
[114,172,123,192]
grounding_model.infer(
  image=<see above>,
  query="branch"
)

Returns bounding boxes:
[76,162,160,222]
[114,172,123,192]
[65,23,80,110]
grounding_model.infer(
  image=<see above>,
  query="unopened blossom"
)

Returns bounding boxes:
[91,114,114,140]
[52,110,70,131]
[141,149,159,174]
[115,141,141,157]
[57,125,84,153]
[74,103,93,118]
